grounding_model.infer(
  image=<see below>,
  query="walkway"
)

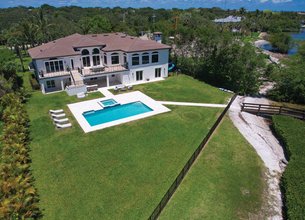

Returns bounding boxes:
[158,101,226,108]
[229,95,286,219]
[98,88,114,97]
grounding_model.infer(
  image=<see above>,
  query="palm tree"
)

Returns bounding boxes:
[35,7,53,44]
[5,27,26,72]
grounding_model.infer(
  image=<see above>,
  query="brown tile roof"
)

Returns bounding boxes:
[28,33,171,59]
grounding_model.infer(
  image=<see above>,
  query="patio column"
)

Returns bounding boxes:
[106,75,110,87]
[40,82,45,94]
[61,80,64,90]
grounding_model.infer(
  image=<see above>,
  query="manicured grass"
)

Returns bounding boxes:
[160,117,265,220]
[27,90,223,219]
[272,116,305,219]
[112,74,232,104]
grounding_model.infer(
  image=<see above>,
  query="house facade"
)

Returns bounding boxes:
[28,33,171,94]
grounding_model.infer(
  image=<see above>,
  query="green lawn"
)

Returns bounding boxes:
[27,89,223,219]
[112,74,232,104]
[160,117,266,220]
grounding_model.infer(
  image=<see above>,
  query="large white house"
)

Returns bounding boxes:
[28,33,171,94]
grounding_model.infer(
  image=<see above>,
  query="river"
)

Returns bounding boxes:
[260,29,305,55]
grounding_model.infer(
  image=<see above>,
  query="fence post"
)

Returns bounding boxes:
[257,104,261,115]
[279,106,282,115]
[241,103,244,112]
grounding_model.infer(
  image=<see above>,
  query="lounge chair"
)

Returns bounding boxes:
[49,109,64,114]
[56,123,72,129]
[127,85,133,90]
[51,113,66,118]
[77,92,86,98]
[53,118,69,124]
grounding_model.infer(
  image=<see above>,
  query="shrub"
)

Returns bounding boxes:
[29,74,40,90]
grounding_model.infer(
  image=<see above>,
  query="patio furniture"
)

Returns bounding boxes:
[49,109,64,114]
[127,85,133,90]
[53,118,69,124]
[51,113,66,118]
[56,123,72,129]
[77,92,86,98]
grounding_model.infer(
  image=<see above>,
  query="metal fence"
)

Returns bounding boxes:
[148,94,237,220]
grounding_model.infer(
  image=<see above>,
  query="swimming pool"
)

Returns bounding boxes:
[99,99,118,107]
[83,101,153,126]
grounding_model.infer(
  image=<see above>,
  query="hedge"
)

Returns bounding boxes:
[0,93,41,219]
[272,116,305,220]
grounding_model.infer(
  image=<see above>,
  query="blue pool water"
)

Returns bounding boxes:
[83,101,153,126]
[99,99,118,107]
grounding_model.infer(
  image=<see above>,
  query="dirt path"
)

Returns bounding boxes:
[229,95,286,219]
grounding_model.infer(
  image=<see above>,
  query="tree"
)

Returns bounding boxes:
[87,15,112,33]
[269,32,293,54]
[269,43,305,104]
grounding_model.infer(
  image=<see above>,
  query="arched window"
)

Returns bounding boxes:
[92,48,100,54]
[111,53,120,65]
[92,48,100,66]
[142,52,149,64]
[132,53,139,66]
[82,49,90,67]
[82,49,90,55]
[152,51,159,63]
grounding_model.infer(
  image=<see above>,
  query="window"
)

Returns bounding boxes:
[104,53,108,65]
[82,49,91,67]
[132,54,140,66]
[123,53,127,64]
[45,60,64,73]
[142,53,149,64]
[136,71,143,81]
[152,52,159,63]
[155,68,161,78]
[92,48,101,66]
[71,59,74,70]
[82,56,90,67]
[46,80,55,88]
[111,53,120,65]
[93,56,100,66]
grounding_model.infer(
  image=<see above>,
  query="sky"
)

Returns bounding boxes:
[1,0,305,11]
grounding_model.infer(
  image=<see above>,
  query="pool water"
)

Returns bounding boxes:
[99,99,118,107]
[83,101,153,126]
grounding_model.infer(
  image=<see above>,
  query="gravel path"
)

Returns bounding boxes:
[229,95,286,219]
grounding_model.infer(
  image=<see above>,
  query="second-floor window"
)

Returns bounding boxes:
[142,53,149,64]
[111,53,120,65]
[45,60,64,73]
[82,49,90,67]
[152,52,159,63]
[92,48,100,66]
[104,53,108,65]
[132,54,140,66]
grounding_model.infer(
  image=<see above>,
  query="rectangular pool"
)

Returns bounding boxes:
[83,101,153,126]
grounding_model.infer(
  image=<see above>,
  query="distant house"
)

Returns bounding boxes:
[214,16,242,24]
[28,33,171,94]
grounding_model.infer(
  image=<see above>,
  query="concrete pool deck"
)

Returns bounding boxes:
[68,91,171,133]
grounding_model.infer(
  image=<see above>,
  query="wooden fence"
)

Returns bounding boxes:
[241,103,305,120]
[148,94,237,220]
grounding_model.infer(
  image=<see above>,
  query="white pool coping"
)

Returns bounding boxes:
[67,91,171,133]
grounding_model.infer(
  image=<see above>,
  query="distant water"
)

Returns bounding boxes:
[260,29,305,55]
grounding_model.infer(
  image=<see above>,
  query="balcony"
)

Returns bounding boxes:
[80,64,128,77]
[38,70,72,79]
